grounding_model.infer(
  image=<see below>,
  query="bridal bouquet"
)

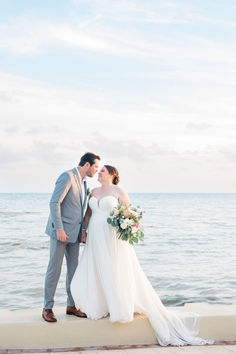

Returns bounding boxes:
[107,204,144,245]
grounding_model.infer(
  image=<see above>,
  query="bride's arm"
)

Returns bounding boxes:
[117,187,130,208]
[81,204,91,244]
[81,189,97,243]
[84,205,92,230]
[84,187,98,230]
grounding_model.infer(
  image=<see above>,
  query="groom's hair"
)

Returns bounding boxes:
[79,152,100,166]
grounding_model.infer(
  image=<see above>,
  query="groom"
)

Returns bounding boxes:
[42,152,100,322]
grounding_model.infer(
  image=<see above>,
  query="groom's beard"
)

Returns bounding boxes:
[87,171,95,177]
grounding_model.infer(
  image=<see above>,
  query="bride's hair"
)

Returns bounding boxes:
[104,165,120,185]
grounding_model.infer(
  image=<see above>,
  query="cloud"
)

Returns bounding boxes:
[0,17,151,58]
[0,70,235,151]
[219,147,236,162]
[0,145,25,164]
[0,140,73,166]
[72,0,209,25]
[4,126,21,134]
[0,126,178,167]
[82,132,179,162]
[0,71,122,129]
[0,90,13,102]
[0,20,50,55]
[1,5,236,66]
[129,67,236,87]
[0,70,235,194]
[186,122,212,132]
[0,1,236,192]
[25,126,64,135]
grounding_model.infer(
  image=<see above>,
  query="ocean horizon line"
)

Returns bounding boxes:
[0,192,236,195]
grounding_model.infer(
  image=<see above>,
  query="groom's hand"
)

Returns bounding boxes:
[57,229,69,242]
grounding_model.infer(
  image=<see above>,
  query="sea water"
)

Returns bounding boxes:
[0,193,235,311]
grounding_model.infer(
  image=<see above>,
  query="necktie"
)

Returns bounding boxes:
[83,180,87,209]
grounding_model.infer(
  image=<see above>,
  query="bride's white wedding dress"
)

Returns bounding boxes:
[71,195,213,346]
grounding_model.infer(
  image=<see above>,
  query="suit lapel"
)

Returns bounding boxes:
[72,168,83,206]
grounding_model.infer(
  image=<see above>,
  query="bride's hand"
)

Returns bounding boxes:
[81,230,87,244]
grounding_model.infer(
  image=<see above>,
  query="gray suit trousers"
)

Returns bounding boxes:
[44,237,80,309]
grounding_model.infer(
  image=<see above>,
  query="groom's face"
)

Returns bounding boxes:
[86,159,100,177]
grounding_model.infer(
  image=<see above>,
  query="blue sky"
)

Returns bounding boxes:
[0,0,236,192]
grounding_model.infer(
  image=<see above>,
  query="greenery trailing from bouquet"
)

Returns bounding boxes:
[107,203,144,245]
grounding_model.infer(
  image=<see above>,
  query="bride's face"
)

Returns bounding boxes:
[98,166,112,184]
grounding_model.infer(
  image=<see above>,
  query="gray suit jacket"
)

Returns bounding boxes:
[45,168,87,243]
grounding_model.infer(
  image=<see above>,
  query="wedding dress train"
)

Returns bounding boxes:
[71,196,213,346]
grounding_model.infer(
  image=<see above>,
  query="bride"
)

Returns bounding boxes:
[71,165,213,346]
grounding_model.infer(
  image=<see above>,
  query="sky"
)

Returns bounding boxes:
[0,0,236,193]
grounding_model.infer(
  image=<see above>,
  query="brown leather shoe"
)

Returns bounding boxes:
[66,305,87,318]
[42,308,57,322]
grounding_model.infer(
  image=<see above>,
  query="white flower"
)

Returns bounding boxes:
[120,218,133,229]
[127,219,133,226]
[132,226,138,233]
[121,221,128,229]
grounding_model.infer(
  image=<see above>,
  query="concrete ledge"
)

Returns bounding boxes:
[1,303,236,350]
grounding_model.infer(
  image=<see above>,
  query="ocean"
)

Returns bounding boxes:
[0,193,236,311]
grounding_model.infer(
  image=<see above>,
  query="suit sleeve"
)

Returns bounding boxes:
[49,172,72,230]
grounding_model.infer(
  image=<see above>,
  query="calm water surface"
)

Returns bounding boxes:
[0,193,236,311]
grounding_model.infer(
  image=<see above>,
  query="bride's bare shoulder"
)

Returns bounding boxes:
[113,186,130,205]
[113,185,126,194]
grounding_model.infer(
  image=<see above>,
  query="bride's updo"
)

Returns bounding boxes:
[104,165,120,185]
